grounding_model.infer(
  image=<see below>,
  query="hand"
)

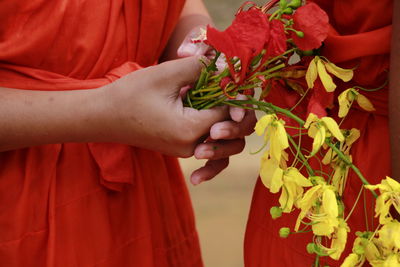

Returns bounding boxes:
[176,28,257,185]
[190,96,257,185]
[102,56,228,158]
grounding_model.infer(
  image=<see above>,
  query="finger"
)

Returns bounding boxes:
[156,56,207,87]
[210,110,257,140]
[190,158,229,185]
[184,105,230,135]
[229,94,247,122]
[177,41,210,57]
[194,139,245,160]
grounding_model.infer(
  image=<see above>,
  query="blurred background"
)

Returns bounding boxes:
[179,1,266,266]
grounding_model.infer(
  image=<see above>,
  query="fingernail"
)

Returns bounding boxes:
[191,175,203,185]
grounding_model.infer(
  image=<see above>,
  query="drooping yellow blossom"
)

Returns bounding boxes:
[304,113,345,157]
[295,180,340,236]
[255,114,289,162]
[364,176,400,224]
[329,219,350,260]
[331,157,352,196]
[256,114,290,193]
[338,88,376,118]
[342,233,380,267]
[268,167,313,212]
[306,56,354,92]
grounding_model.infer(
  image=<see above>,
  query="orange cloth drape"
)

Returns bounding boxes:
[244,0,392,266]
[0,1,204,266]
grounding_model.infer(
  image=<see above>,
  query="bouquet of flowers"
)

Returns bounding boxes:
[184,0,400,266]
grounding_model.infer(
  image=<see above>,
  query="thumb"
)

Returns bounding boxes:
[184,105,229,136]
[156,56,207,88]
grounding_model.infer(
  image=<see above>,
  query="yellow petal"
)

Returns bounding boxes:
[260,153,278,189]
[312,217,337,236]
[346,128,361,146]
[276,121,289,149]
[286,167,312,187]
[324,61,354,82]
[270,128,283,162]
[254,114,275,136]
[307,124,319,139]
[321,117,345,142]
[364,240,381,263]
[279,182,295,212]
[322,148,336,165]
[270,167,284,193]
[306,57,318,89]
[310,126,326,157]
[338,89,352,118]
[304,113,319,129]
[340,253,360,267]
[298,185,322,212]
[330,220,349,260]
[322,187,338,218]
[318,60,337,92]
[356,94,375,112]
[384,176,400,191]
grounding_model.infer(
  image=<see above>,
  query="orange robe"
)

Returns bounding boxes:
[244,0,392,266]
[0,1,203,266]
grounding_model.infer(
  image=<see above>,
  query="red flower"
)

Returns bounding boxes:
[266,19,287,58]
[206,9,270,84]
[291,2,329,51]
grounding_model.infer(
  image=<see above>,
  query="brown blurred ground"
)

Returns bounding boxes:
[179,1,266,266]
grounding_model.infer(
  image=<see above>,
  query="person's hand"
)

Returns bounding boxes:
[190,97,257,185]
[101,56,228,157]
[176,28,257,184]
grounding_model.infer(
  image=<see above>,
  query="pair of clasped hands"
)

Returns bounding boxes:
[112,29,256,185]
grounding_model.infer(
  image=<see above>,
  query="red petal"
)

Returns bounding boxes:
[291,2,329,51]
[206,9,270,83]
[266,20,287,58]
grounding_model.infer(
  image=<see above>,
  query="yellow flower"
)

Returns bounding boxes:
[306,56,354,92]
[255,114,289,163]
[275,167,313,212]
[365,176,400,224]
[330,219,350,260]
[377,220,400,251]
[295,181,339,236]
[304,113,345,157]
[341,253,360,267]
[338,88,375,118]
[331,157,352,196]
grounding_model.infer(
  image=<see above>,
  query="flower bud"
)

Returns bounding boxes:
[279,0,288,9]
[295,30,304,38]
[288,0,302,8]
[283,7,293,14]
[306,243,315,254]
[270,206,283,219]
[279,227,291,238]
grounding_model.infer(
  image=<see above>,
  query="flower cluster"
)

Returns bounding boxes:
[184,0,398,266]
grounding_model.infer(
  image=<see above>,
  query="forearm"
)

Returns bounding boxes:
[161,0,212,61]
[389,0,400,179]
[0,86,108,151]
